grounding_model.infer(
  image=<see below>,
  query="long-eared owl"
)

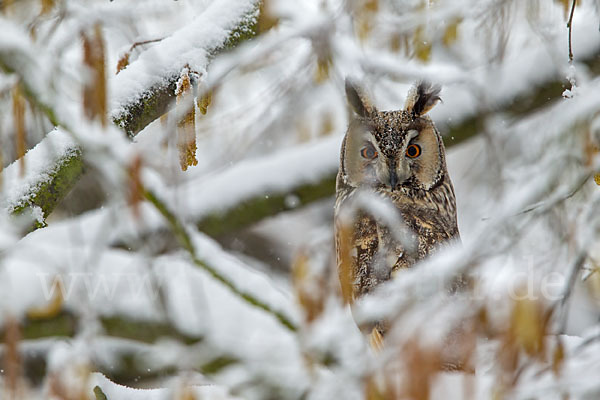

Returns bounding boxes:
[334,79,460,323]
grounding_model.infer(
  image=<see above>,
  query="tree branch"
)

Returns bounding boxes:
[2,319,235,388]
[568,0,577,62]
[3,0,261,223]
[2,310,203,344]
[144,189,299,332]
[0,311,208,386]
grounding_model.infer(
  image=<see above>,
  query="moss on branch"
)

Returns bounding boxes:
[1,311,237,388]
[9,150,84,229]
[112,79,179,138]
[197,174,338,236]
[144,189,299,332]
[5,1,261,224]
[2,310,202,344]
[113,1,260,138]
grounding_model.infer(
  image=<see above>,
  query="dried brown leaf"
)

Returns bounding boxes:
[314,54,332,84]
[389,33,402,53]
[292,251,326,323]
[405,346,440,400]
[319,112,334,137]
[176,68,198,171]
[364,375,387,400]
[257,0,279,33]
[82,24,107,126]
[296,118,311,143]
[127,155,144,219]
[443,18,461,47]
[510,297,546,357]
[582,124,600,185]
[3,316,22,399]
[1,0,14,14]
[116,52,130,74]
[363,0,379,12]
[556,0,571,19]
[389,32,410,56]
[355,16,372,42]
[337,221,355,304]
[27,277,64,319]
[586,265,600,303]
[413,25,432,62]
[41,0,54,15]
[365,334,447,400]
[552,338,565,376]
[197,88,212,115]
[353,0,378,41]
[12,84,26,177]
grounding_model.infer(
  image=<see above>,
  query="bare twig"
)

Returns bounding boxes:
[129,38,163,52]
[548,250,587,333]
[143,189,298,332]
[116,38,164,74]
[514,172,590,216]
[559,251,587,309]
[567,0,577,61]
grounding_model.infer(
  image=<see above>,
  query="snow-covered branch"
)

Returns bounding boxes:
[110,0,260,137]
[1,0,261,225]
[144,188,299,331]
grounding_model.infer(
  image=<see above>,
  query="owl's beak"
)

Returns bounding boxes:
[389,170,398,191]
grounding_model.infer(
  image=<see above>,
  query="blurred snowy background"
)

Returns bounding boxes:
[1,0,600,399]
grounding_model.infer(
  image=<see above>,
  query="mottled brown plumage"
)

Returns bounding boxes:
[334,80,460,330]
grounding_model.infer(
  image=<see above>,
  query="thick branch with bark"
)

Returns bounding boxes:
[3,1,260,222]
[112,14,259,138]
[8,151,83,228]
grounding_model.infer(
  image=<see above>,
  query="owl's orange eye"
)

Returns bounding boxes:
[360,145,378,159]
[406,144,421,158]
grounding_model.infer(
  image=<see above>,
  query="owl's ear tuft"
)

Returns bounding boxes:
[405,81,441,117]
[345,78,375,118]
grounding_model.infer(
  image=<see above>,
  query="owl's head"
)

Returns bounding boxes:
[341,79,446,192]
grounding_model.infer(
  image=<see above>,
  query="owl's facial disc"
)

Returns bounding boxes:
[344,122,382,187]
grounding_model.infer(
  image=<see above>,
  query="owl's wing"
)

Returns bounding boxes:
[352,212,384,298]
[400,206,460,261]
[335,209,381,301]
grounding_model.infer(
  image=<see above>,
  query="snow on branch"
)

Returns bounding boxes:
[0,233,301,388]
[0,17,60,126]
[1,129,82,226]
[110,0,260,137]
[144,188,299,331]
[1,1,261,227]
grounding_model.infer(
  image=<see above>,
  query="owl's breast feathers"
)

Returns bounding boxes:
[335,174,459,299]
[393,175,460,258]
